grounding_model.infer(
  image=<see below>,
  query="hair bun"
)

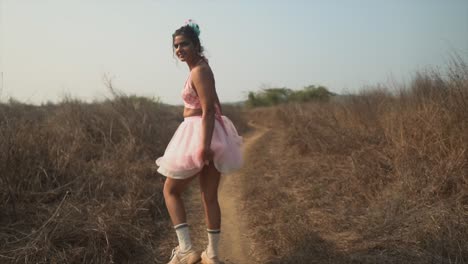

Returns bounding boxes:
[184,19,201,37]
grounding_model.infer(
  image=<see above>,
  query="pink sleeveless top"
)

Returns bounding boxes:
[182,70,227,133]
[182,72,202,109]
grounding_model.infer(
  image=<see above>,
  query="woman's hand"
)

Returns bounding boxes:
[199,147,214,166]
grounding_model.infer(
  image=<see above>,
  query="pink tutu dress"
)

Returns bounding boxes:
[156,70,243,179]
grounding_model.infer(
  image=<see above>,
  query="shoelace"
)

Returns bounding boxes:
[169,247,179,260]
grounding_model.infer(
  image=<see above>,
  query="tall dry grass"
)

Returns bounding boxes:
[0,94,248,263]
[0,96,180,263]
[0,96,183,263]
[243,58,468,263]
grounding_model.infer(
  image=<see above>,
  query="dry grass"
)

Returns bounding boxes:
[219,104,251,135]
[242,58,468,263]
[1,60,466,263]
[0,94,248,263]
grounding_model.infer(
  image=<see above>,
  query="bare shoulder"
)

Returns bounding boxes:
[191,63,214,82]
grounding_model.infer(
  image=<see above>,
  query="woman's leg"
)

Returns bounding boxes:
[163,177,194,226]
[163,175,196,225]
[199,163,222,260]
[199,163,221,229]
[163,175,198,255]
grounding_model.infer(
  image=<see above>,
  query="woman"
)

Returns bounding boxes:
[156,20,243,264]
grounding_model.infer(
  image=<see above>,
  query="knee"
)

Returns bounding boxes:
[163,184,182,199]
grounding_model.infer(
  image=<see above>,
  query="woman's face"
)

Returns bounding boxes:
[173,35,197,62]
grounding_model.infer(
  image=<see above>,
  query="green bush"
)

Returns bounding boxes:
[246,85,334,107]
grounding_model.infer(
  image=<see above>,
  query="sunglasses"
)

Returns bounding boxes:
[173,41,190,49]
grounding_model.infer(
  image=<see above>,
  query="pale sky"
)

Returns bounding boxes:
[1,1,467,105]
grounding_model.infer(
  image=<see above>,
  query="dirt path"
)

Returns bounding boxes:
[185,122,268,264]
[217,123,268,264]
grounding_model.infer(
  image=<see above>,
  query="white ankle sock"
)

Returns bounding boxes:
[206,229,221,258]
[174,223,192,252]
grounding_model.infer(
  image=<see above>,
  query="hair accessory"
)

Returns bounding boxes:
[184,19,201,37]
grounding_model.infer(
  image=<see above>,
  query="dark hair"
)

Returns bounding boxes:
[172,25,205,56]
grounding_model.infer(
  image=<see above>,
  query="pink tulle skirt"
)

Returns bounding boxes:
[156,115,243,179]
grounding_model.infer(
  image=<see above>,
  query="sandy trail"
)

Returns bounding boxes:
[185,122,267,264]
[217,123,267,264]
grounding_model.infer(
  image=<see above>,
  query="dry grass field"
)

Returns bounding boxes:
[0,96,181,263]
[0,95,248,263]
[1,58,466,264]
[242,59,468,263]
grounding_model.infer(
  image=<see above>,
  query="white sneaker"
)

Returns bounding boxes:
[168,246,201,264]
[200,250,221,264]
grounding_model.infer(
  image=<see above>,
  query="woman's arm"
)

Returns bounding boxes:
[191,65,216,162]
